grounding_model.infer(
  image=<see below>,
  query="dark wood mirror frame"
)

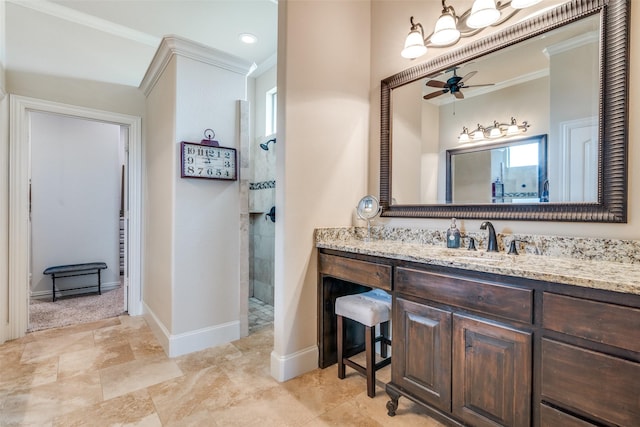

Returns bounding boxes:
[445,134,548,205]
[380,0,628,222]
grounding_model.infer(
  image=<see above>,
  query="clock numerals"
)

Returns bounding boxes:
[181,142,237,180]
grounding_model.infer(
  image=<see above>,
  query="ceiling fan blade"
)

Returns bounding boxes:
[423,90,446,100]
[454,91,464,99]
[462,83,495,88]
[426,80,447,88]
[460,71,477,82]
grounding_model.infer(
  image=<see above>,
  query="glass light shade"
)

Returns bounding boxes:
[510,0,542,9]
[401,30,427,59]
[430,13,460,46]
[472,129,485,140]
[507,124,520,135]
[489,127,503,138]
[458,132,470,143]
[466,0,500,29]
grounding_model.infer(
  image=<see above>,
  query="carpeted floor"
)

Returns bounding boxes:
[28,286,125,332]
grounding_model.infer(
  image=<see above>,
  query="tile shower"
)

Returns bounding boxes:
[249,136,276,306]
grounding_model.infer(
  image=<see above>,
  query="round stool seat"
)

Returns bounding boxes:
[335,289,391,327]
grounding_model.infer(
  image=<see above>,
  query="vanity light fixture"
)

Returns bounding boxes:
[459,117,529,142]
[402,0,543,59]
[458,126,471,142]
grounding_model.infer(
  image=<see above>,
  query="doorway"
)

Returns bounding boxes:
[7,95,142,341]
[27,112,126,331]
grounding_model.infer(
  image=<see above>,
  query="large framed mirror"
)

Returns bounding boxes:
[380,0,628,222]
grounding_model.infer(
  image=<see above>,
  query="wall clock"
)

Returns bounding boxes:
[180,141,237,181]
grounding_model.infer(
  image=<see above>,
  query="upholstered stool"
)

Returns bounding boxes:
[335,289,392,397]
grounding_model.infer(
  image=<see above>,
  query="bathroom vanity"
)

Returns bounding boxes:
[316,235,640,427]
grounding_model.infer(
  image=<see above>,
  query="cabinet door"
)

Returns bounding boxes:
[453,314,532,427]
[392,297,452,412]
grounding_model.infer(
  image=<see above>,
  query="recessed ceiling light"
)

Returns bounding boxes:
[239,33,258,44]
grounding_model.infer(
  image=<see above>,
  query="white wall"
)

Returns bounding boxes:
[173,54,245,335]
[141,38,251,357]
[272,0,371,381]
[30,112,121,297]
[0,0,7,339]
[370,0,640,239]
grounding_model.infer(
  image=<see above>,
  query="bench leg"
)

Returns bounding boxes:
[52,275,56,302]
[98,269,102,295]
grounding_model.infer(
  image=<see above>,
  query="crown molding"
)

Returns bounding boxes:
[7,0,160,47]
[250,53,277,78]
[139,35,254,96]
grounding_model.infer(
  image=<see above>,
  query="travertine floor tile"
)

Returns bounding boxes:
[0,372,103,425]
[207,385,318,427]
[20,331,95,364]
[58,341,135,378]
[148,365,238,425]
[0,355,59,394]
[52,389,161,427]
[0,314,445,426]
[99,356,183,400]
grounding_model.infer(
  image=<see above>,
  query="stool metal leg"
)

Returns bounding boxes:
[365,325,376,397]
[337,315,346,379]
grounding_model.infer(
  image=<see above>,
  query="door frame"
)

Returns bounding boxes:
[8,95,143,338]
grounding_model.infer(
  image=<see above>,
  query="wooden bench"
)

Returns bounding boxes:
[43,262,108,302]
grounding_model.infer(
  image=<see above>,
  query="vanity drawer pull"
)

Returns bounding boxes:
[318,253,392,291]
[543,293,640,352]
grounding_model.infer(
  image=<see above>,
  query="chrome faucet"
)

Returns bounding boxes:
[480,221,499,252]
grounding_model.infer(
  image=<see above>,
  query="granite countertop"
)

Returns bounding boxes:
[316,237,640,296]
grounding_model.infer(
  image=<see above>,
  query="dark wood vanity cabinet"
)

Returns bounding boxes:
[540,293,640,426]
[387,266,533,427]
[317,249,640,427]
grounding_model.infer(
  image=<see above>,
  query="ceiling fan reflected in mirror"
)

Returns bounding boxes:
[423,66,494,100]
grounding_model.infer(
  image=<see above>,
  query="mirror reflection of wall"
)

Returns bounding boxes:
[390,14,599,206]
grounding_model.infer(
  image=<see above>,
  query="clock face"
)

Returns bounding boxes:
[180,142,237,180]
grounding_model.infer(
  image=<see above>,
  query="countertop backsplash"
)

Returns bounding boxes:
[315,226,640,265]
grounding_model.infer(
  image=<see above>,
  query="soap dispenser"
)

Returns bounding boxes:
[446,218,461,249]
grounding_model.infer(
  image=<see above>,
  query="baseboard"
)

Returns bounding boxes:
[143,302,241,358]
[270,345,319,382]
[30,281,121,300]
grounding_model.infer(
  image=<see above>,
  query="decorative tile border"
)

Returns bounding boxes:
[315,226,640,265]
[250,180,276,190]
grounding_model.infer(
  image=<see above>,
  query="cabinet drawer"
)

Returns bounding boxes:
[540,404,596,427]
[318,253,391,291]
[543,292,640,352]
[395,267,532,323]
[541,338,640,427]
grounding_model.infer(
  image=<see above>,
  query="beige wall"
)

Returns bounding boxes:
[143,56,177,332]
[273,0,371,380]
[370,0,639,239]
[6,71,145,118]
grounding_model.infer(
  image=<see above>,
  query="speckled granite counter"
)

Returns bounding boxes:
[315,227,640,296]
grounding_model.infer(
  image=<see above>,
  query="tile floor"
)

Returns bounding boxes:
[0,314,445,426]
[248,297,274,334]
